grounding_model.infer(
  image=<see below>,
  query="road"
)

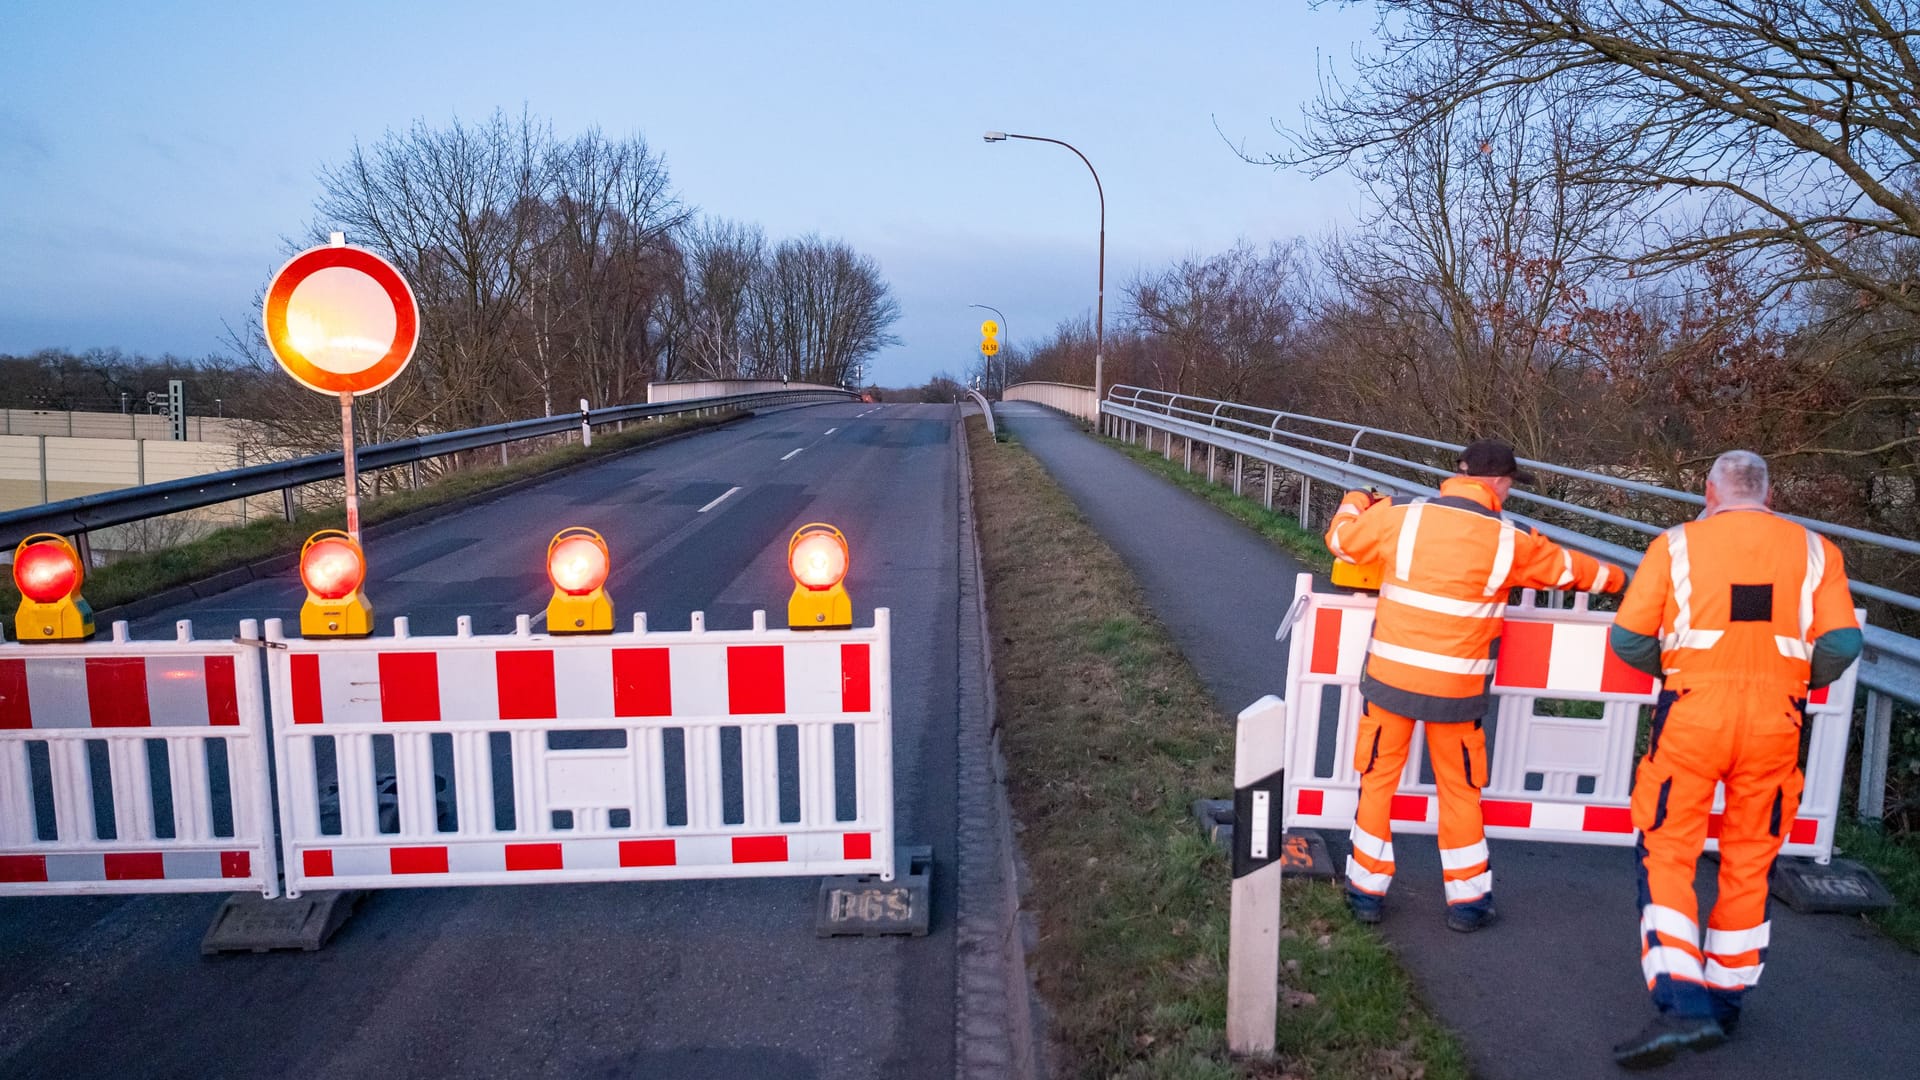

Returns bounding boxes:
[999,400,1920,1080]
[0,402,967,1080]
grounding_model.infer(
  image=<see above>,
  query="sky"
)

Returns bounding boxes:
[0,1,1375,389]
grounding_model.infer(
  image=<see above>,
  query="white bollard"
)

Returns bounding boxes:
[1226,694,1289,1056]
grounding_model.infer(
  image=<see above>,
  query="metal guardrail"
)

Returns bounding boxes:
[1004,382,1098,424]
[1100,383,1919,820]
[0,389,853,552]
[965,389,996,439]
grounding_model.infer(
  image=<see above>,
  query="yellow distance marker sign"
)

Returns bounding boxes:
[981,338,1000,357]
[264,241,420,396]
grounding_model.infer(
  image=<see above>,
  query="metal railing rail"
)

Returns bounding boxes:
[1099,384,1920,820]
[0,389,853,551]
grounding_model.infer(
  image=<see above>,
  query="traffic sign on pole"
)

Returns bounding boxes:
[264,236,419,397]
[979,319,999,339]
[981,339,1000,357]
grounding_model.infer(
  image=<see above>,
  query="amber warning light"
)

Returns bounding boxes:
[300,530,373,637]
[12,534,94,642]
[547,527,613,633]
[787,524,852,629]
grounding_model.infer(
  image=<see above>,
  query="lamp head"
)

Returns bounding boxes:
[983,131,1008,142]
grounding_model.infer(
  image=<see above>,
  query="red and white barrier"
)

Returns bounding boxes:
[1279,574,1862,862]
[266,610,894,897]
[0,621,278,897]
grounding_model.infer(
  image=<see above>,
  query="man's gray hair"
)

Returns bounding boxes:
[1708,450,1769,503]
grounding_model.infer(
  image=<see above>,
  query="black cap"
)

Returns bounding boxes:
[1458,439,1537,484]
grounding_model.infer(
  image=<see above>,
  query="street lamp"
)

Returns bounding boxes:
[983,131,1106,412]
[968,302,1009,399]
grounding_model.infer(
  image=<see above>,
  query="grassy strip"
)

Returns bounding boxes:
[3,413,734,625]
[1836,819,1920,951]
[971,418,1466,1079]
[1106,436,1332,575]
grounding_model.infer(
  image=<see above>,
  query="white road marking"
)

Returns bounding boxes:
[781,448,804,461]
[824,427,837,435]
[698,486,742,513]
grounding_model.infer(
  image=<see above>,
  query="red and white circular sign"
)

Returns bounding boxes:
[263,241,419,395]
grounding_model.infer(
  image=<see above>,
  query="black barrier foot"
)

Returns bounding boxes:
[201,890,367,954]
[1192,798,1336,879]
[816,845,932,937]
[1769,857,1895,914]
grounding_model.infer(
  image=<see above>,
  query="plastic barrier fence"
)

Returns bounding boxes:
[0,620,279,897]
[1278,573,1864,862]
[266,610,894,897]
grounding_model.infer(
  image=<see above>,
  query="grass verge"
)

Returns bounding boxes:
[1836,819,1920,951]
[2,413,735,626]
[1105,436,1332,575]
[970,418,1466,1079]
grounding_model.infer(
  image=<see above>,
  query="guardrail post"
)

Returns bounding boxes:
[1859,689,1895,821]
[72,530,92,571]
[1263,465,1275,510]
[1185,436,1193,473]
[501,443,509,467]
[1234,453,1243,496]
[281,487,296,523]
[409,460,421,490]
[1297,478,1312,528]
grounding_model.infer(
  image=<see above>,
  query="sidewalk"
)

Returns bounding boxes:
[998,401,1920,1080]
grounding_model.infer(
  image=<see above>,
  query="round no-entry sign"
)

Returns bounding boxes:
[263,240,419,395]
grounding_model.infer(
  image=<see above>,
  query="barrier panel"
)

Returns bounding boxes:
[0,620,279,897]
[266,610,894,897]
[1277,573,1864,863]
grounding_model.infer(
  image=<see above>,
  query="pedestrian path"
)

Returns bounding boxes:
[998,400,1920,1080]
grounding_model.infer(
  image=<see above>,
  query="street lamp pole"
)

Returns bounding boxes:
[983,131,1105,413]
[968,302,1009,398]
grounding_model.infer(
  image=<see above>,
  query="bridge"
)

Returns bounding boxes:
[2,382,1916,1079]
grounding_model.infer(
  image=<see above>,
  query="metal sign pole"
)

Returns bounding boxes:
[339,391,361,542]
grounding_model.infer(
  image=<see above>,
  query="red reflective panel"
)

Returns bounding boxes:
[790,533,847,590]
[300,539,364,600]
[548,536,608,595]
[13,542,80,603]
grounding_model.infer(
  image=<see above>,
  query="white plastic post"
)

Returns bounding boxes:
[1227,693,1289,1056]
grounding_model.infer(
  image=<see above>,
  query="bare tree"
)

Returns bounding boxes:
[665,218,769,380]
[1128,240,1305,401]
[748,236,900,385]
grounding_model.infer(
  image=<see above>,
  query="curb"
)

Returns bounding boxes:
[953,413,1049,1080]
[93,413,751,625]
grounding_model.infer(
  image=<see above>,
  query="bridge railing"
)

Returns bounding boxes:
[1100,383,1920,821]
[1005,382,1098,424]
[0,389,855,556]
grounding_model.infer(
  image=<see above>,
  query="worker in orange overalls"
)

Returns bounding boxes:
[1326,439,1625,931]
[1607,450,1862,1069]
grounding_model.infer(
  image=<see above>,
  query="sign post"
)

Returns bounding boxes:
[980,319,1001,394]
[262,232,419,542]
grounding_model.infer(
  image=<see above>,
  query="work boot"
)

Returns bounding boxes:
[1345,887,1383,924]
[1611,1015,1726,1070]
[1444,902,1498,933]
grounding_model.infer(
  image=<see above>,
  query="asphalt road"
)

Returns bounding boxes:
[0,401,965,1080]
[1000,400,1920,1080]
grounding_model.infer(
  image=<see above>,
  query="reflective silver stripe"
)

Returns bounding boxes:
[1703,959,1765,989]
[1379,583,1501,621]
[1345,856,1392,895]
[1327,521,1351,561]
[1349,823,1395,864]
[1439,839,1490,871]
[1396,501,1426,581]
[1444,871,1492,902]
[1704,922,1770,956]
[1591,564,1611,593]
[1555,549,1574,588]
[1369,639,1495,676]
[1641,903,1700,945]
[1668,525,1695,641]
[1484,522,1516,596]
[1641,945,1705,985]
[1662,629,1724,652]
[1775,636,1812,661]
[1799,528,1824,641]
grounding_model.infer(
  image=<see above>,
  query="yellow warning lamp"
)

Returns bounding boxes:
[299,530,374,637]
[12,534,94,642]
[546,527,613,634]
[788,523,852,630]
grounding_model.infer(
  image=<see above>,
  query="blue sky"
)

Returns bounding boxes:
[0,1,1372,388]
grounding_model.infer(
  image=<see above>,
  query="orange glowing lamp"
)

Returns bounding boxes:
[787,523,852,629]
[299,530,374,637]
[546,527,613,633]
[12,534,94,642]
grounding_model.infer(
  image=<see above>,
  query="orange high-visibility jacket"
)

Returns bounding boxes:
[1325,477,1623,722]
[1612,509,1858,697]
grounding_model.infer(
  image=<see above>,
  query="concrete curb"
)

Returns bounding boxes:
[953,415,1049,1080]
[93,413,751,625]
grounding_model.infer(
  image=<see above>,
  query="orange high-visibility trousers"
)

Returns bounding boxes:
[1345,701,1493,909]
[1632,683,1805,1025]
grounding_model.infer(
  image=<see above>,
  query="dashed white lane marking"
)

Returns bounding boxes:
[698,486,742,513]
[781,448,804,461]
[824,427,837,435]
